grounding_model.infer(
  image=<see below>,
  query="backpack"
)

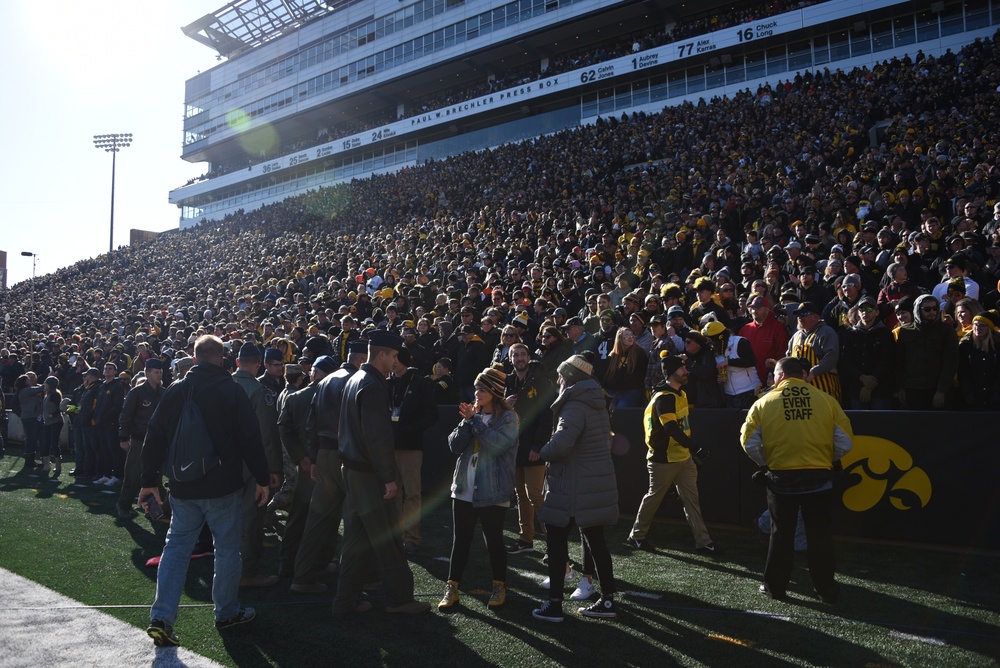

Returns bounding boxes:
[165,382,220,482]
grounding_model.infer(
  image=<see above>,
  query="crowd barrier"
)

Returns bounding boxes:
[422,407,1000,551]
[5,406,996,549]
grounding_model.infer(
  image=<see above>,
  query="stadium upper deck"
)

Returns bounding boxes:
[169,0,1000,228]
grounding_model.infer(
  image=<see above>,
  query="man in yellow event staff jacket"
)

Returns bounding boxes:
[740,356,853,604]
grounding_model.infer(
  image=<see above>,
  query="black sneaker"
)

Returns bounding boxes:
[532,599,564,623]
[506,540,534,555]
[814,583,840,604]
[624,537,652,550]
[578,595,617,619]
[147,619,179,647]
[216,607,256,629]
[696,542,724,556]
[759,584,787,601]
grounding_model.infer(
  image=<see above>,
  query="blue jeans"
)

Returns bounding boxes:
[150,489,243,626]
[609,388,645,409]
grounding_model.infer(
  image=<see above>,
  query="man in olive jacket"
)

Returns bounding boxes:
[233,341,284,588]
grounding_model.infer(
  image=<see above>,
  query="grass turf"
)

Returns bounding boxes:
[1,450,998,667]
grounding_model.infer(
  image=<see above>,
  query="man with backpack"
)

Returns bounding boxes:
[139,335,271,647]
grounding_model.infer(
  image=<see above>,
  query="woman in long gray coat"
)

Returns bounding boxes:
[531,354,619,622]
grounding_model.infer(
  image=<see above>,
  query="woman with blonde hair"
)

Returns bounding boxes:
[958,312,1000,410]
[602,327,648,408]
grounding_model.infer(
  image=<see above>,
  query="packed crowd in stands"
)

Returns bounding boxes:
[185,0,821,185]
[6,32,1000,420]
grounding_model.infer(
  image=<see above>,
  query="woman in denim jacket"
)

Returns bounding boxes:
[439,365,519,611]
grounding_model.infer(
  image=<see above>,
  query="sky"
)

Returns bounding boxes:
[0,1,223,288]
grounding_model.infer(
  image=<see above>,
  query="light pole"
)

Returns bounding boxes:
[93,133,132,254]
[20,251,36,333]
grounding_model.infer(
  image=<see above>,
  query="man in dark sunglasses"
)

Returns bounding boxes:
[894,295,958,410]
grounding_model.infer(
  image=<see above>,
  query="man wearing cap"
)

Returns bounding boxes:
[276,356,337,585]
[116,358,165,519]
[233,341,284,588]
[931,255,980,303]
[627,355,720,555]
[857,246,884,296]
[822,274,865,331]
[455,324,490,403]
[794,264,831,312]
[740,357,853,603]
[666,305,691,339]
[291,343,367,593]
[839,295,895,410]
[72,367,104,479]
[788,302,841,402]
[504,343,555,554]
[333,331,430,615]
[565,316,597,355]
[94,361,127,485]
[268,363,308,523]
[389,347,438,555]
[259,348,287,395]
[645,314,679,392]
[740,296,790,387]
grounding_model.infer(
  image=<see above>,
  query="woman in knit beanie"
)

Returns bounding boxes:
[532,352,620,622]
[441,364,519,611]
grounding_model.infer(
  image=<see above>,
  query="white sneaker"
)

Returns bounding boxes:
[540,566,573,590]
[94,476,110,485]
[103,476,120,486]
[570,577,597,601]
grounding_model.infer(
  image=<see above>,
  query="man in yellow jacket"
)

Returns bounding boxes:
[740,357,853,603]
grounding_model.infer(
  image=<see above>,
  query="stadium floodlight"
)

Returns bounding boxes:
[93,133,133,254]
[20,251,36,333]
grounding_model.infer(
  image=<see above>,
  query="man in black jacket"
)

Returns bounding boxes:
[94,362,126,485]
[332,331,430,615]
[505,343,554,554]
[140,335,270,647]
[390,347,439,555]
[117,359,164,519]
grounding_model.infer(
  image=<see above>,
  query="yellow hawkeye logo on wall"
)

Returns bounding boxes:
[839,436,931,511]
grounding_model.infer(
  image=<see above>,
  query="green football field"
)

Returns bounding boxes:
[1,451,997,667]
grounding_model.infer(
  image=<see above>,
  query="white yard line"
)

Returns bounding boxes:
[0,568,225,668]
[889,630,947,646]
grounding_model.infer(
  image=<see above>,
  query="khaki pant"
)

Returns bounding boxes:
[514,465,545,544]
[630,458,711,548]
[394,450,423,545]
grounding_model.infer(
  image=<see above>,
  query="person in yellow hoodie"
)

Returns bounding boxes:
[740,357,853,604]
[626,355,721,555]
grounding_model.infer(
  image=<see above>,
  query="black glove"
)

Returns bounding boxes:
[752,466,770,487]
[692,447,712,467]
